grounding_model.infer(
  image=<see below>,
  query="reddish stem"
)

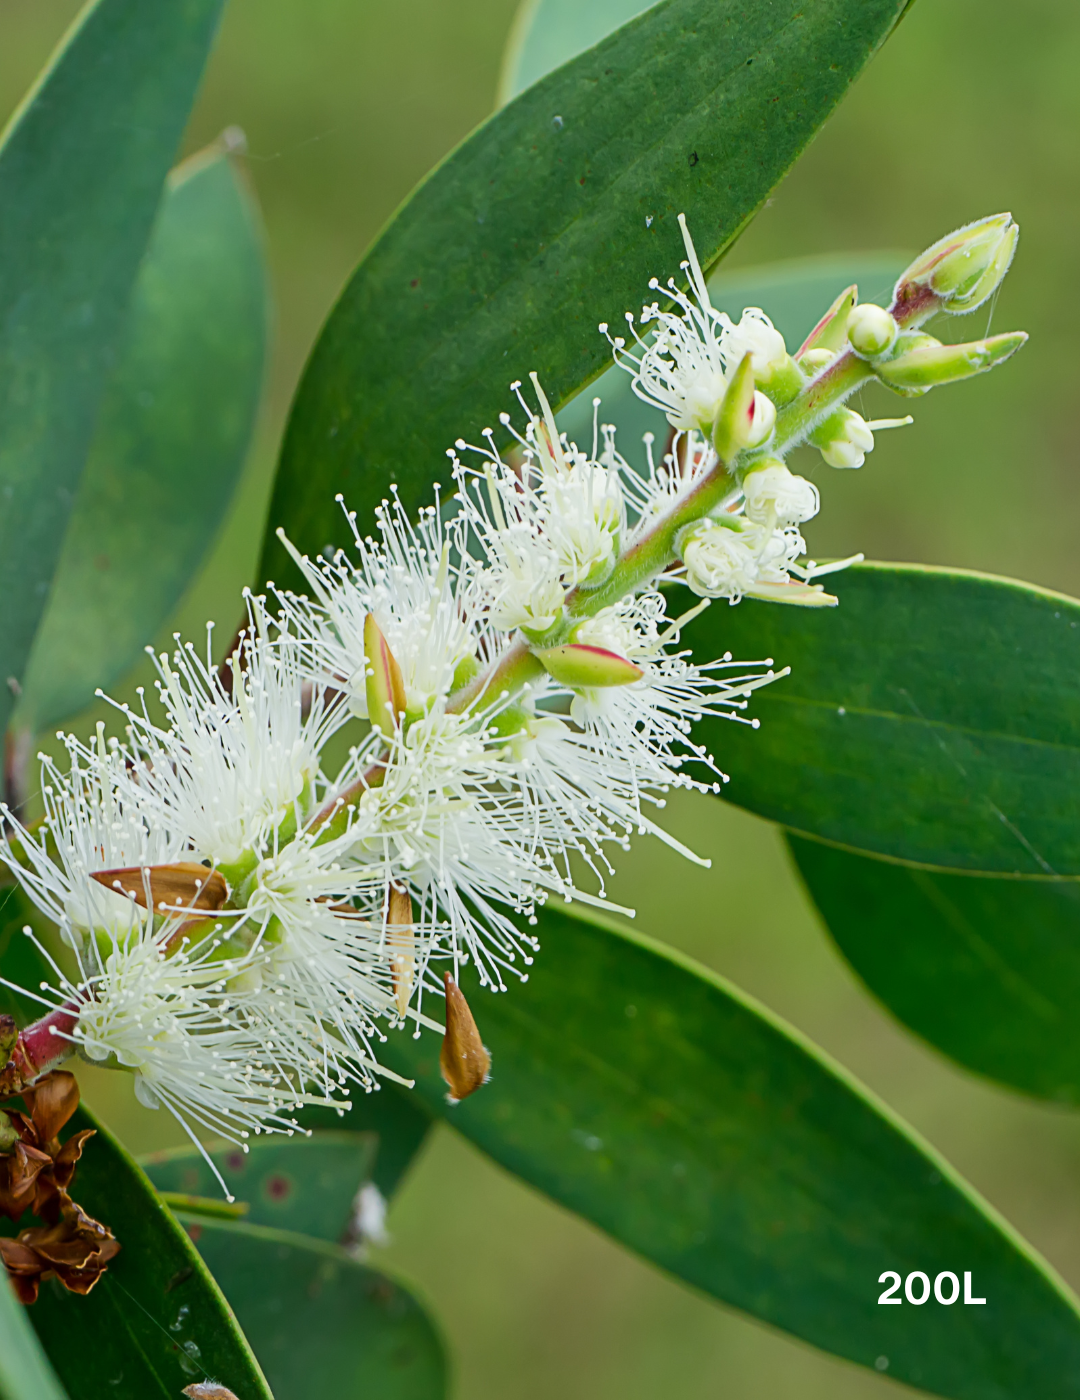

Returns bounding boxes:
[0,1003,79,1098]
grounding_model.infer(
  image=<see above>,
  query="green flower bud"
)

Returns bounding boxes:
[712,353,770,461]
[797,347,835,375]
[796,284,856,357]
[894,213,1019,319]
[876,331,1028,391]
[847,303,898,358]
[364,613,406,741]
[532,644,643,689]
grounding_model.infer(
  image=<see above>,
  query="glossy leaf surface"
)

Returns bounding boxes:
[262,0,911,588]
[142,1132,377,1241]
[31,1106,271,1400]
[182,1216,447,1400]
[378,903,1080,1399]
[0,0,225,736]
[686,562,1080,874]
[789,834,1080,1104]
[17,143,268,732]
[0,1266,68,1400]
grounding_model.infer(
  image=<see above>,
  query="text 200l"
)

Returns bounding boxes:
[878,1272,986,1305]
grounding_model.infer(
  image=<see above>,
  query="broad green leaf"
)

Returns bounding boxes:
[0,1263,68,1400]
[179,1215,447,1400]
[31,1105,272,1400]
[0,0,225,737]
[378,902,1080,1399]
[686,562,1080,875]
[498,0,658,105]
[295,1084,433,1199]
[557,252,911,465]
[16,142,269,733]
[261,0,912,589]
[788,834,1080,1104]
[142,1132,377,1241]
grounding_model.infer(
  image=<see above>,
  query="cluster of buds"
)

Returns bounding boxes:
[0,213,1025,1180]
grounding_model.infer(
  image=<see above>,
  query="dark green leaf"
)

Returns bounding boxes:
[0,0,225,735]
[180,1216,447,1400]
[295,1084,433,1199]
[557,252,912,465]
[30,1105,272,1400]
[498,0,657,104]
[788,833,1080,1104]
[0,1260,68,1400]
[261,0,911,588]
[686,562,1080,874]
[141,1132,377,1241]
[16,142,269,733]
[378,902,1080,1399]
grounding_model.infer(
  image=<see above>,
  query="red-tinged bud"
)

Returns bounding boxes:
[893,214,1019,322]
[440,973,491,1103]
[532,644,643,689]
[712,353,759,461]
[364,613,407,740]
[796,284,857,358]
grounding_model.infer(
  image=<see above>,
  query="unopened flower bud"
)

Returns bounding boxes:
[876,331,1027,391]
[386,884,415,1020]
[741,460,819,527]
[679,519,760,600]
[811,409,912,468]
[440,973,491,1104]
[847,303,898,358]
[798,347,835,375]
[532,643,643,689]
[796,284,857,357]
[712,353,757,461]
[811,409,875,469]
[364,613,407,741]
[894,213,1019,320]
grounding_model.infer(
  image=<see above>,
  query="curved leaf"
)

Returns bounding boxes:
[30,1105,272,1400]
[686,562,1080,874]
[180,1215,447,1400]
[788,833,1080,1105]
[142,1132,378,1241]
[0,0,225,736]
[0,1266,68,1400]
[261,0,912,588]
[17,141,269,733]
[498,0,658,105]
[378,902,1080,1399]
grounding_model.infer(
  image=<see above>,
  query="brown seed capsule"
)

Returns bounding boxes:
[386,884,415,1019]
[439,973,491,1103]
[90,862,227,917]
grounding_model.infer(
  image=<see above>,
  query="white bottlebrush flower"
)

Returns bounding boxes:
[0,726,187,942]
[813,410,913,470]
[678,517,808,604]
[620,430,734,545]
[118,605,344,869]
[602,213,787,435]
[452,375,626,631]
[112,606,414,1076]
[274,489,491,717]
[741,460,820,528]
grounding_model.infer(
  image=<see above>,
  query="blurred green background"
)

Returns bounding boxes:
[3,1,1080,1396]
